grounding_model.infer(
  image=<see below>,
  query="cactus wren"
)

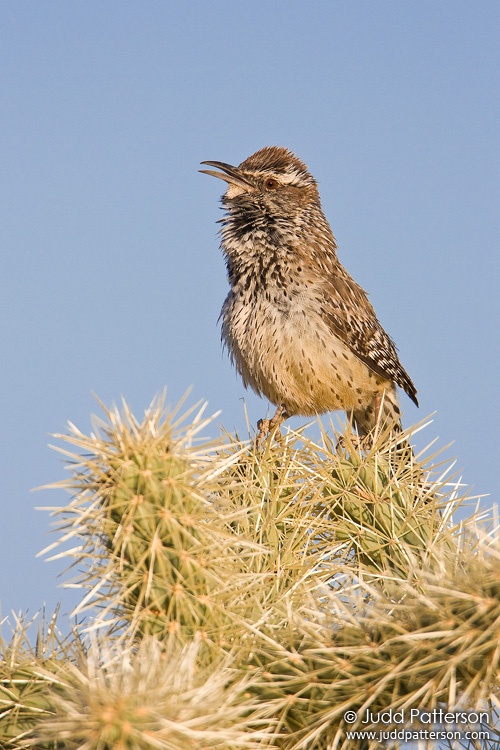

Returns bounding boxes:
[201,146,418,443]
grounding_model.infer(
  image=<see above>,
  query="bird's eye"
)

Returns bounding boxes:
[264,177,279,190]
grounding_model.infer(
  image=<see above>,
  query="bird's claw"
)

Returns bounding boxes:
[336,432,373,454]
[255,405,287,447]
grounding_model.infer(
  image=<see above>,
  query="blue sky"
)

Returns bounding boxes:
[1,1,499,622]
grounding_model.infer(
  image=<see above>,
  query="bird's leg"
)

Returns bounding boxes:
[256,404,287,446]
[358,391,383,451]
[336,432,366,454]
[337,408,372,454]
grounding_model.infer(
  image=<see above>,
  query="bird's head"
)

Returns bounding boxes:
[200,146,320,221]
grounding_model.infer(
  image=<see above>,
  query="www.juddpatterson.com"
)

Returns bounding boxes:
[345,728,491,743]
[342,709,491,743]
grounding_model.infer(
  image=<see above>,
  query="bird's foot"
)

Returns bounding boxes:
[336,432,372,454]
[255,404,287,447]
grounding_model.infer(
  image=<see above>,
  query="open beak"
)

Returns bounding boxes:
[199,160,253,189]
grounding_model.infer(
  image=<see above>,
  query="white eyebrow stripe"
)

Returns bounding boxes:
[276,171,305,185]
[245,169,307,186]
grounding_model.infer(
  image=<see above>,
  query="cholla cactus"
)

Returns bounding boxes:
[1,392,499,749]
[40,393,250,642]
[33,636,275,750]
[243,552,500,750]
[0,610,81,748]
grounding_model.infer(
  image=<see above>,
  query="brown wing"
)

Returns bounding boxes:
[320,272,418,406]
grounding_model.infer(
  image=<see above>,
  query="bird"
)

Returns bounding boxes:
[200,146,418,446]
